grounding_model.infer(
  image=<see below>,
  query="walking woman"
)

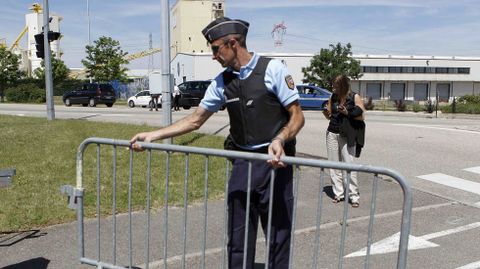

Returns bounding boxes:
[322,74,366,207]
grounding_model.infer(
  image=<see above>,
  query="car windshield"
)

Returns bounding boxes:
[299,86,330,95]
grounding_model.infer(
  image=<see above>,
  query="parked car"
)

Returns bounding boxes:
[63,83,116,107]
[177,80,212,109]
[127,90,162,108]
[296,84,331,110]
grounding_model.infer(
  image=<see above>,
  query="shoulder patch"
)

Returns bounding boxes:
[285,75,295,90]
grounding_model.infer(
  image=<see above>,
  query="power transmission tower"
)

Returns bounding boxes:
[271,22,287,48]
[148,32,154,74]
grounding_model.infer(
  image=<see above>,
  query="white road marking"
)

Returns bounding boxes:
[417,173,480,195]
[456,261,480,269]
[464,166,480,175]
[393,124,480,135]
[346,222,480,258]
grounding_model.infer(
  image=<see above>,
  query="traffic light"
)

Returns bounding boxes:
[33,31,61,59]
[47,31,61,42]
[34,32,45,59]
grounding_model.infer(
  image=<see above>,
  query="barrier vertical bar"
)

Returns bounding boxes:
[181,154,190,269]
[163,152,171,269]
[112,145,117,265]
[222,160,230,269]
[201,156,209,269]
[264,169,276,267]
[364,174,379,268]
[288,165,300,269]
[128,149,134,268]
[397,180,413,269]
[312,168,326,269]
[96,144,101,261]
[242,161,253,269]
[338,171,352,269]
[145,150,152,269]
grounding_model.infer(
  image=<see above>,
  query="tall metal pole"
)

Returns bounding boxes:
[87,0,92,83]
[43,0,55,120]
[160,0,172,143]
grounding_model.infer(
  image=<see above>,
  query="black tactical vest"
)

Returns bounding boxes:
[223,57,290,147]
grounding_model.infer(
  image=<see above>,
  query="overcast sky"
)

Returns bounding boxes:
[2,0,480,69]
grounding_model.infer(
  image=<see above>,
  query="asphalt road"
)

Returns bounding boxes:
[1,103,480,269]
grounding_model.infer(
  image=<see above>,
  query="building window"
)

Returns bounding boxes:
[388,67,402,73]
[361,66,470,74]
[458,68,470,74]
[448,68,457,74]
[435,67,448,74]
[426,67,435,73]
[413,67,426,73]
[378,67,388,73]
[363,66,377,73]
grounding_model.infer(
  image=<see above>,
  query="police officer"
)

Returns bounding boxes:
[130,17,304,269]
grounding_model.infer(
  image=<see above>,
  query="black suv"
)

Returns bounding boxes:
[177,80,211,109]
[63,83,116,107]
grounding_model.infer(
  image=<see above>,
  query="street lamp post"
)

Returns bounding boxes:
[87,0,92,83]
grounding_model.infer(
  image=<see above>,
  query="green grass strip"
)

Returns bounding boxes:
[0,115,226,232]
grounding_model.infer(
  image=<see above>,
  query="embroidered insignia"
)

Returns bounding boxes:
[285,75,295,90]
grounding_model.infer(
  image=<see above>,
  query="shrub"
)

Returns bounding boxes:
[411,103,423,112]
[364,97,374,110]
[425,99,434,113]
[457,95,480,104]
[5,83,46,103]
[394,100,406,111]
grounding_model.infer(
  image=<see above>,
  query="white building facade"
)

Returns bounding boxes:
[171,53,480,101]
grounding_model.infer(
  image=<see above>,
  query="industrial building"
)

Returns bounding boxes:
[171,52,480,102]
[170,0,225,58]
[1,3,62,76]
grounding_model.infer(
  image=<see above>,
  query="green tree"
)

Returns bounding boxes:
[81,36,129,82]
[302,43,362,91]
[0,46,25,102]
[33,53,70,85]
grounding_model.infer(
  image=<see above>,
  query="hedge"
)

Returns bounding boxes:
[5,83,46,103]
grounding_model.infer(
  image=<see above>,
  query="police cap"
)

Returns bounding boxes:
[202,17,249,43]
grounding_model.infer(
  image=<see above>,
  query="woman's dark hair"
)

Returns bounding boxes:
[333,74,350,97]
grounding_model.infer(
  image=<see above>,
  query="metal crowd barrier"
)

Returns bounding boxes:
[62,137,412,269]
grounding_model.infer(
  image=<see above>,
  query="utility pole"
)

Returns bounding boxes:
[43,0,55,120]
[160,0,172,143]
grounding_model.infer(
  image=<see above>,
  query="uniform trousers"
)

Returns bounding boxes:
[228,158,293,269]
[326,131,360,203]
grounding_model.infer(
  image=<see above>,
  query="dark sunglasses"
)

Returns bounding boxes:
[211,41,228,54]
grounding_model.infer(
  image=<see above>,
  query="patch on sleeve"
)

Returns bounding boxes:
[285,75,295,90]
